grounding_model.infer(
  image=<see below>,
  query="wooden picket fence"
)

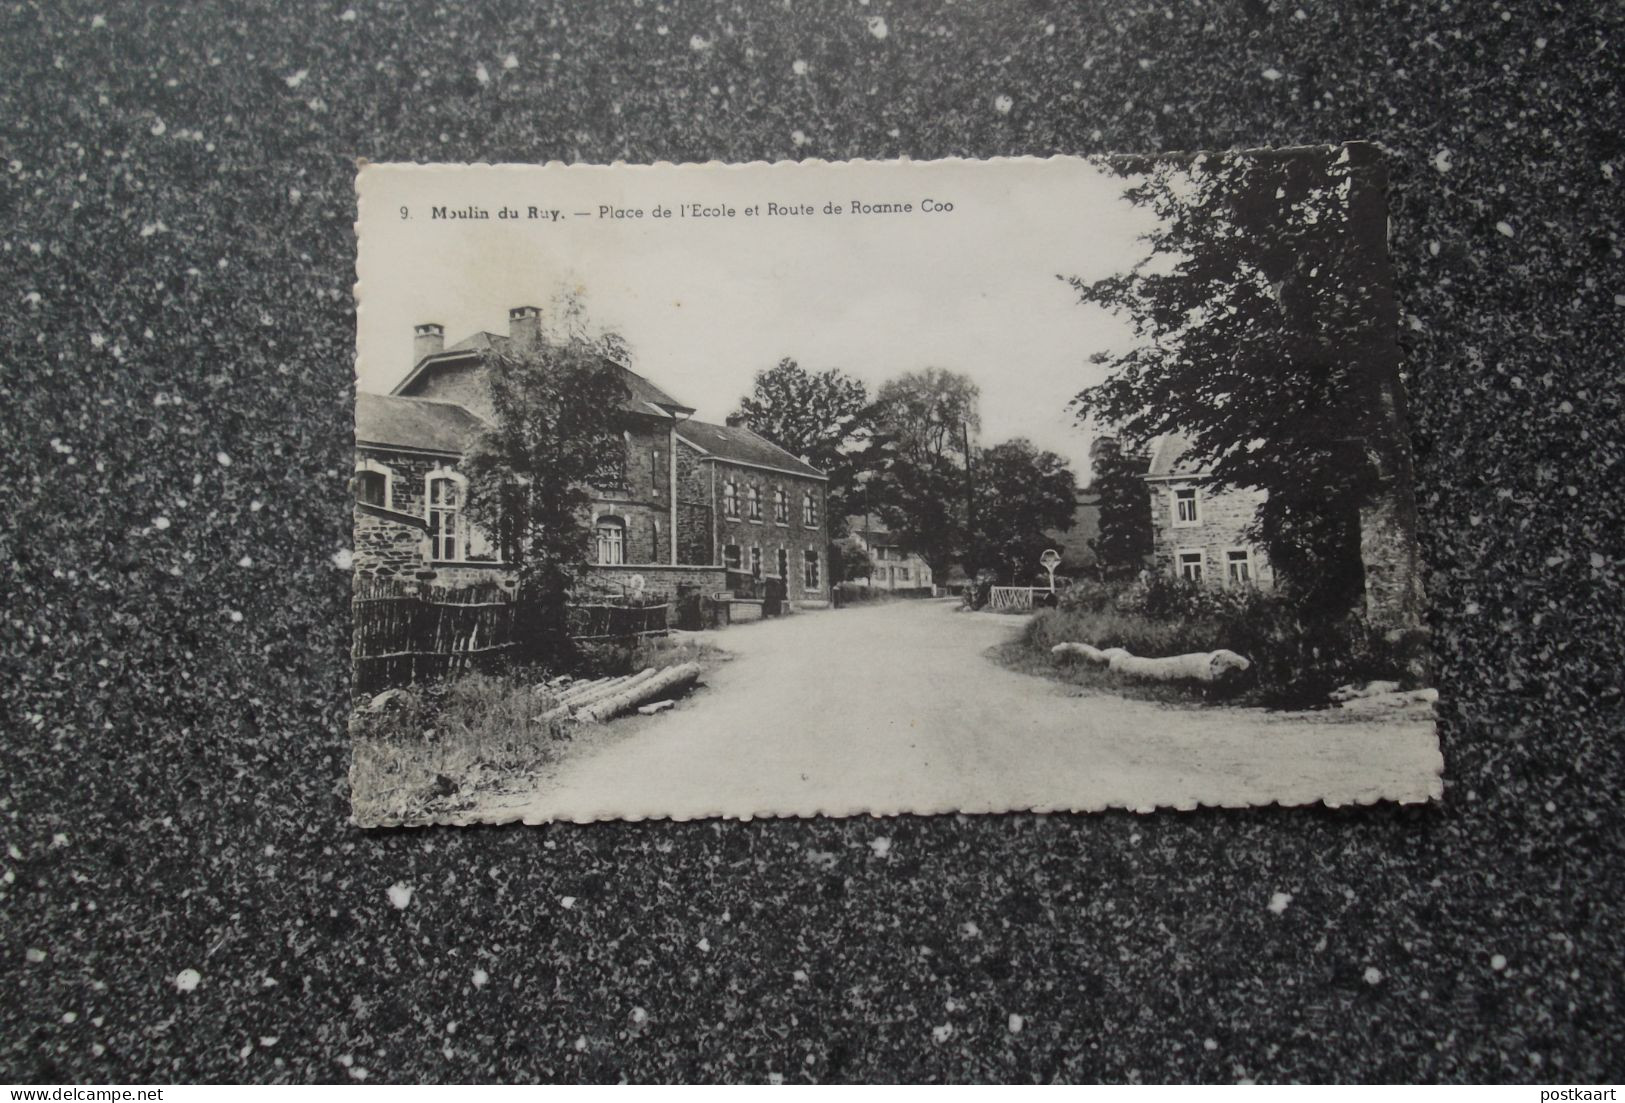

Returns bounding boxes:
[565,600,670,643]
[351,578,523,695]
[352,578,677,695]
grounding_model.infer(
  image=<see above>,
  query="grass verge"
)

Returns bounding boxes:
[350,636,725,824]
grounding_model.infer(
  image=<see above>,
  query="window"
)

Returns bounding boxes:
[426,471,466,561]
[723,543,741,571]
[747,485,762,521]
[1226,549,1252,585]
[595,517,625,565]
[804,550,821,590]
[1174,487,1201,526]
[803,491,818,527]
[898,567,910,581]
[774,488,789,524]
[776,548,789,579]
[723,480,739,518]
[750,546,762,580]
[1178,551,1204,583]
[355,459,392,509]
[652,448,663,495]
[356,470,387,507]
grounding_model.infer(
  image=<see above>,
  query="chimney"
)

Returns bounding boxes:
[725,413,750,430]
[508,305,543,350]
[413,322,444,363]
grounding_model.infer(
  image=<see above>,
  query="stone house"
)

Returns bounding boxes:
[842,514,934,592]
[1143,431,1276,589]
[353,305,830,606]
[682,416,831,605]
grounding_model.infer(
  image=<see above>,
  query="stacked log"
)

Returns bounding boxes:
[575,663,701,723]
[533,664,701,724]
[534,669,658,724]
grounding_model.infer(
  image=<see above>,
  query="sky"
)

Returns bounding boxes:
[356,157,1160,483]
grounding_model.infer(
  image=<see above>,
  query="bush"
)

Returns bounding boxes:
[1031,583,1431,709]
[1027,606,1224,666]
[630,633,721,672]
[1054,577,1119,614]
[350,666,568,824]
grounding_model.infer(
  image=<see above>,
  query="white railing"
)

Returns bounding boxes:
[989,586,1040,611]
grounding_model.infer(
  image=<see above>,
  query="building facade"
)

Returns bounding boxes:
[843,514,934,592]
[1143,432,1275,589]
[353,306,830,605]
[682,418,830,605]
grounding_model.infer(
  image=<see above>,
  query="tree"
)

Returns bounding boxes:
[831,538,873,584]
[968,439,1078,583]
[1064,143,1420,621]
[875,367,980,470]
[461,333,630,653]
[1088,440,1154,578]
[733,358,876,532]
[871,368,980,580]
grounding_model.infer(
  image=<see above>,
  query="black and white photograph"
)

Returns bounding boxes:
[351,150,1440,827]
[10,0,1624,1085]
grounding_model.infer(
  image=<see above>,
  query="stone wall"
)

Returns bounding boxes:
[353,445,508,578]
[397,357,495,421]
[675,438,714,565]
[588,419,676,565]
[1147,477,1275,588]
[352,504,425,582]
[419,563,520,590]
[578,564,728,603]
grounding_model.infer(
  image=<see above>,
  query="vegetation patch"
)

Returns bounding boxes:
[351,636,725,824]
[1001,576,1430,710]
[350,666,568,826]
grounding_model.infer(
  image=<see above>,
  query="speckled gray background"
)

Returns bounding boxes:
[3,0,1622,1084]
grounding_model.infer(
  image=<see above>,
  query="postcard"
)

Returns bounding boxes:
[350,150,1440,826]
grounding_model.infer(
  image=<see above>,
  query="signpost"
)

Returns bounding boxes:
[1039,548,1061,592]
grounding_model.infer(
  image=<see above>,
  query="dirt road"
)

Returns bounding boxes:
[500,599,1442,823]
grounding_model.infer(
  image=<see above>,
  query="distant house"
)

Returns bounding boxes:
[353,306,830,606]
[844,514,934,592]
[1143,431,1275,589]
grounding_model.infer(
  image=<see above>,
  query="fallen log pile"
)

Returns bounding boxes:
[1051,641,1251,684]
[576,663,700,723]
[1329,681,1438,712]
[533,663,701,725]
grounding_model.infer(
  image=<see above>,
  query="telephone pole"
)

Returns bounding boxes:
[961,418,976,564]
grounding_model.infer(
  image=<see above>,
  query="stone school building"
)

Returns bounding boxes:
[354,306,831,605]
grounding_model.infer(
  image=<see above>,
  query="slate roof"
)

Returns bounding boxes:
[446,331,507,354]
[400,338,692,418]
[845,513,895,539]
[355,392,487,454]
[1146,431,1207,478]
[616,363,692,416]
[680,420,827,479]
